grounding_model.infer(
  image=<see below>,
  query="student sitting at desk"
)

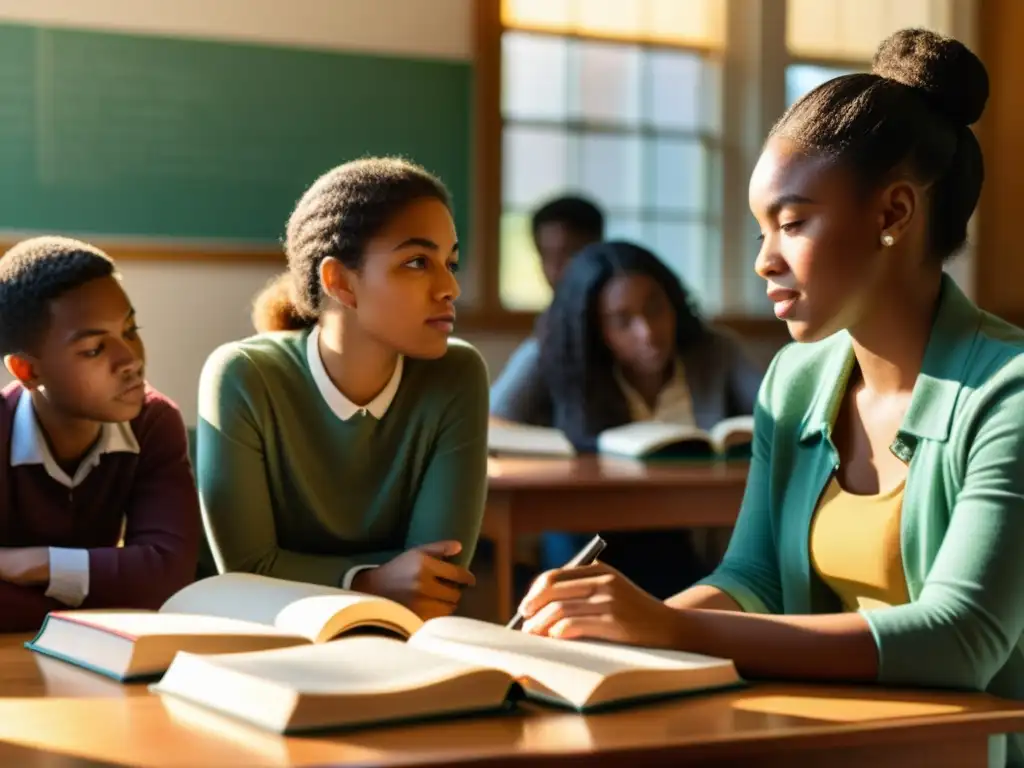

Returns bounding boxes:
[0,237,200,632]
[525,240,764,597]
[517,29,1024,768]
[490,195,604,422]
[197,158,489,621]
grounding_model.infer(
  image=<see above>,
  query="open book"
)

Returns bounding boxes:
[26,572,425,681]
[151,616,741,733]
[488,422,577,458]
[489,416,754,460]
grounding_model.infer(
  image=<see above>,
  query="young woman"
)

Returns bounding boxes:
[528,240,764,597]
[517,29,1024,767]
[197,158,490,621]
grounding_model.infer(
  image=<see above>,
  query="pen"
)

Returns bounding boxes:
[505,534,606,630]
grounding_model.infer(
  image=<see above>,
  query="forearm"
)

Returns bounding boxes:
[0,581,63,633]
[666,584,743,611]
[86,540,198,610]
[673,607,878,681]
[234,546,404,587]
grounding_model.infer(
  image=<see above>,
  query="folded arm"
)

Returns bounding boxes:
[0,580,65,632]
[402,346,490,569]
[86,403,200,610]
[197,347,390,587]
[0,402,200,613]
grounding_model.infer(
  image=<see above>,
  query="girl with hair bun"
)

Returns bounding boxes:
[197,157,489,621]
[519,29,1024,765]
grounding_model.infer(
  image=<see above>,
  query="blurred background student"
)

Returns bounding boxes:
[531,240,764,596]
[490,195,604,422]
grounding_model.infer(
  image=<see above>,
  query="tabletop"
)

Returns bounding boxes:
[2,633,1021,767]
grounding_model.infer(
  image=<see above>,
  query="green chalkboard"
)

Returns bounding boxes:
[0,24,472,246]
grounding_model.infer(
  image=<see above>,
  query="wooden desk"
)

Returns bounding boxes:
[1,634,1020,767]
[482,457,748,618]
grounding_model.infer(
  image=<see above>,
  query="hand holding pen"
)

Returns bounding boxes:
[506,535,606,630]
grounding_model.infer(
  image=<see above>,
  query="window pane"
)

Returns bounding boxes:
[499,211,551,311]
[502,0,573,30]
[502,33,569,120]
[647,221,706,293]
[785,64,858,107]
[572,41,642,125]
[650,139,705,213]
[579,133,643,210]
[605,215,646,245]
[787,0,943,60]
[648,0,726,47]
[646,50,701,131]
[502,126,572,209]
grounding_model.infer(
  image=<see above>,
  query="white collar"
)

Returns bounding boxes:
[10,388,140,488]
[306,325,404,421]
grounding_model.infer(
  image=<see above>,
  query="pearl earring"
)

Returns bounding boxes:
[881,232,895,247]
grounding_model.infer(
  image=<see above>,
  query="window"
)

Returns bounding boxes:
[498,0,726,311]
[468,0,976,326]
[785,0,956,106]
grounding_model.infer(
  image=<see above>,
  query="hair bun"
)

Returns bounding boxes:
[872,28,988,126]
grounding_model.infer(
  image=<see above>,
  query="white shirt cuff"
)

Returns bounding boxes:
[45,547,90,607]
[342,564,378,591]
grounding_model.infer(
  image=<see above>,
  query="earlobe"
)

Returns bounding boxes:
[878,181,917,245]
[319,257,357,310]
[4,354,37,388]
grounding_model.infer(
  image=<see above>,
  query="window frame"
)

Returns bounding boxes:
[460,0,976,340]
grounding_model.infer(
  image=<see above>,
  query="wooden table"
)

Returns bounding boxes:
[482,457,749,618]
[1,634,1021,767]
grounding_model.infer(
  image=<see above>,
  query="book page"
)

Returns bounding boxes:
[171,637,498,695]
[597,421,708,457]
[488,423,576,457]
[708,415,755,451]
[160,573,422,642]
[411,617,737,707]
[152,637,516,733]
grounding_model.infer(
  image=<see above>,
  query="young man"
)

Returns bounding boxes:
[0,237,200,632]
[490,195,604,423]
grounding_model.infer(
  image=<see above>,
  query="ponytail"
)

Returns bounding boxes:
[251,272,315,333]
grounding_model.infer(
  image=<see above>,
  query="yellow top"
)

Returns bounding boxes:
[809,476,910,611]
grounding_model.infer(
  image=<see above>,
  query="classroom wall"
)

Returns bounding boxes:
[0,0,532,425]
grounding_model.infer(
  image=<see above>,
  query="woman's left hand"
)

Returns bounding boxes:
[519,561,684,648]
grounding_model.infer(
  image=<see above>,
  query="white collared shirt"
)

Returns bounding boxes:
[614,358,697,426]
[306,326,404,421]
[10,389,140,607]
[305,326,404,589]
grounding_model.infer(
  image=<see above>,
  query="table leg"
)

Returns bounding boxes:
[484,497,514,623]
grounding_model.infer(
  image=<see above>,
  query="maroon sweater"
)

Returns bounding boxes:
[0,383,200,631]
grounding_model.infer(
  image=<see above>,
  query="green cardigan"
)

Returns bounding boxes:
[698,275,1024,767]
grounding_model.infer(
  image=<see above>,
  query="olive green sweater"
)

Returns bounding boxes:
[196,328,489,587]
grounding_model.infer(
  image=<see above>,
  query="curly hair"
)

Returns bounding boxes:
[0,236,116,356]
[773,28,988,262]
[538,240,707,451]
[253,157,452,332]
